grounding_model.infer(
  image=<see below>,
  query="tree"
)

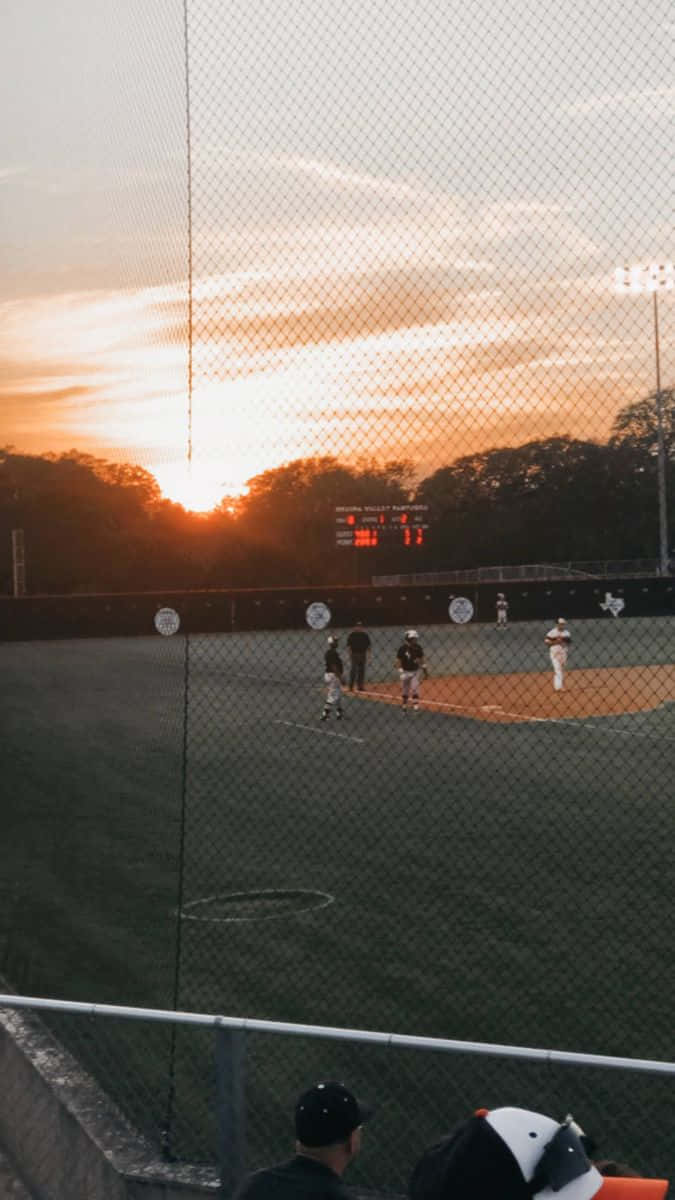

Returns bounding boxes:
[43,451,163,505]
[609,388,675,460]
[609,387,675,565]
[215,455,414,585]
[0,450,167,593]
[415,436,639,566]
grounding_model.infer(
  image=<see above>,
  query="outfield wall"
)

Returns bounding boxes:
[1,577,674,640]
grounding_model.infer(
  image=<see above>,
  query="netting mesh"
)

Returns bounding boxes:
[182,0,673,500]
[1,0,675,1189]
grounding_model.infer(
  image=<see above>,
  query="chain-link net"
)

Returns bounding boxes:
[1,0,675,1188]
[3,1002,675,1194]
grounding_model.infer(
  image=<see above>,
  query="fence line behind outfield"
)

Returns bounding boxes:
[1,994,675,1194]
[373,560,664,586]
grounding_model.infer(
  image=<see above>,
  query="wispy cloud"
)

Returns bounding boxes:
[0,223,665,499]
[260,152,444,205]
[562,85,675,116]
[0,165,28,182]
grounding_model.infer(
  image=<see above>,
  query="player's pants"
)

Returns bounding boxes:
[400,668,423,704]
[497,611,507,625]
[324,672,343,709]
[349,653,367,690]
[549,646,567,690]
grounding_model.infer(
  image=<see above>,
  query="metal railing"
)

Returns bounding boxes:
[2,994,675,1195]
[372,560,663,586]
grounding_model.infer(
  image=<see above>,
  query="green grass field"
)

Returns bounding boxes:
[3,618,675,1185]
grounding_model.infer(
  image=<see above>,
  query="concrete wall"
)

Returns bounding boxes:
[1,576,673,641]
[0,1003,220,1200]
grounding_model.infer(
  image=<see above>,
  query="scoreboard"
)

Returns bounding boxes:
[335,504,429,548]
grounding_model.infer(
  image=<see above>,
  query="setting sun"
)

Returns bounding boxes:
[150,459,249,512]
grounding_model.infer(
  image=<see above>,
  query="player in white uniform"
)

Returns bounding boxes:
[496,593,508,628]
[395,630,427,712]
[544,617,571,691]
[321,636,345,720]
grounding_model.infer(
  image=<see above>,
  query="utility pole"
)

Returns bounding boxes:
[615,262,673,575]
[12,529,26,596]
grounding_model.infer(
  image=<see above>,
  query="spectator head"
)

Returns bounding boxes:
[410,1108,603,1200]
[295,1081,374,1172]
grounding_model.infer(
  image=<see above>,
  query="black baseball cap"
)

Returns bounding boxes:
[295,1081,374,1147]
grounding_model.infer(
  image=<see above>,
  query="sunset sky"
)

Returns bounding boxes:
[1,0,673,510]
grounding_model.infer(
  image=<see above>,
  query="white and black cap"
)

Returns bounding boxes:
[410,1107,603,1200]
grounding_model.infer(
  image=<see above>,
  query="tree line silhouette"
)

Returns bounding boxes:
[1,389,673,593]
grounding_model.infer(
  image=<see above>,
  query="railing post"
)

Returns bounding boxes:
[214,1025,246,1197]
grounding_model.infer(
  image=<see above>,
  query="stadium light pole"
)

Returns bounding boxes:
[614,262,674,576]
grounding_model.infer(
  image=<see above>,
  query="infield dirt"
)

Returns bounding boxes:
[363,663,675,721]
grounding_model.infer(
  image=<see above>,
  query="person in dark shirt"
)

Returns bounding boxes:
[346,621,372,691]
[234,1080,374,1200]
[321,636,345,721]
[395,630,427,712]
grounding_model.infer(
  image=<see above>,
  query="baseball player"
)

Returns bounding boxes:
[496,593,509,628]
[544,617,571,691]
[321,635,345,720]
[395,630,427,712]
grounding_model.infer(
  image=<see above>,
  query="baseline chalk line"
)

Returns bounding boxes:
[274,719,365,744]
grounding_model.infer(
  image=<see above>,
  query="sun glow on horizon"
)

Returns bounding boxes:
[150,459,250,513]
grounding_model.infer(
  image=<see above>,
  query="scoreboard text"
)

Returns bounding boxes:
[335,504,430,548]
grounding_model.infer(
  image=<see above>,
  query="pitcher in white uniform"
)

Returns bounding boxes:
[545,617,571,691]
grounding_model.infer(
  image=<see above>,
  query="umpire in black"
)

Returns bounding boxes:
[233,1080,374,1200]
[346,621,372,691]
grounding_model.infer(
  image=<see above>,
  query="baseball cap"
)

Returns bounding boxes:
[557,617,566,623]
[295,1081,374,1147]
[410,1108,603,1200]
[406,629,419,639]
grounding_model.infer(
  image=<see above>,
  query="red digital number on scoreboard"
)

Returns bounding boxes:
[402,526,425,545]
[354,528,379,547]
[335,505,428,547]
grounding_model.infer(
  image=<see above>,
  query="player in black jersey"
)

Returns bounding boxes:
[395,630,427,712]
[321,636,345,720]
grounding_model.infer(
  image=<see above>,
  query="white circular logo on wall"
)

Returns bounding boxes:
[448,596,474,624]
[154,606,181,636]
[305,602,331,630]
